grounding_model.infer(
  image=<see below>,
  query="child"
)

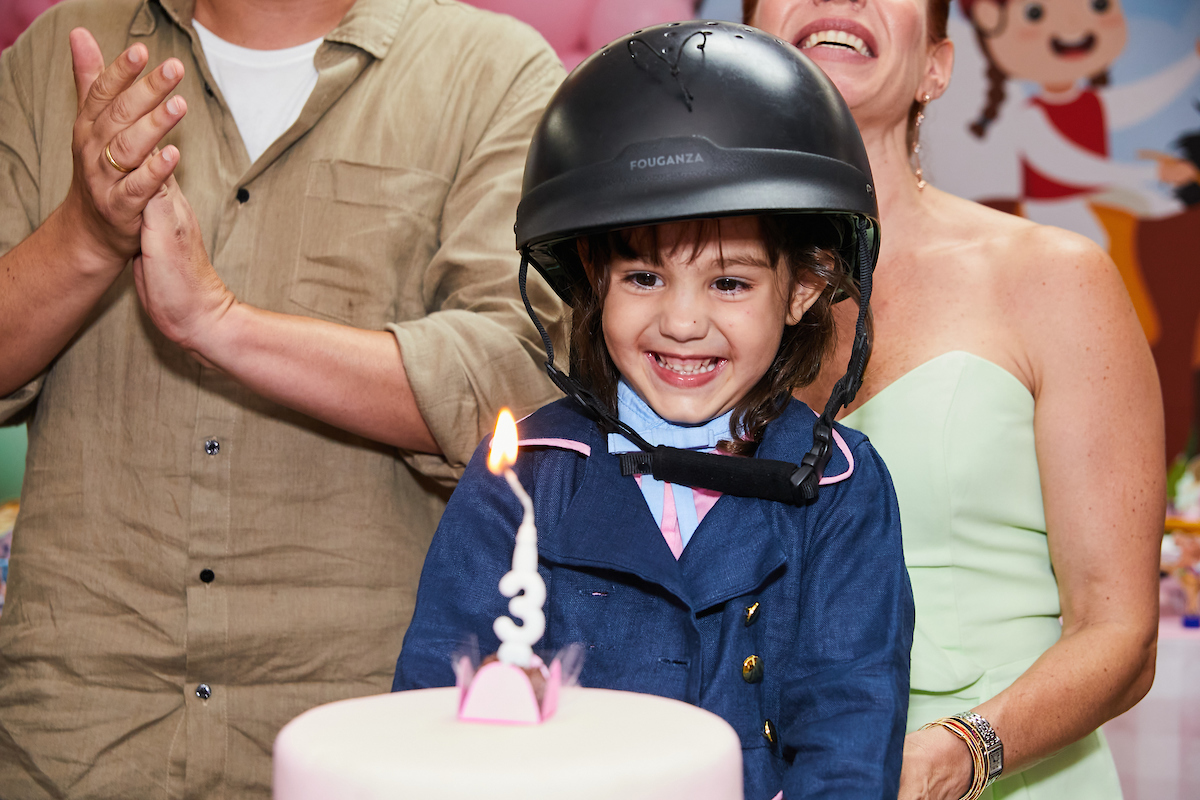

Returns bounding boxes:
[394,21,913,800]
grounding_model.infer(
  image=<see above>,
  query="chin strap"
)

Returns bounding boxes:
[517,218,872,506]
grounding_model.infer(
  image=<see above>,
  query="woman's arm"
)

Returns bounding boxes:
[900,225,1163,799]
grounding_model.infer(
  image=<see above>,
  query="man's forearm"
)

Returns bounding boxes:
[0,203,128,396]
[188,300,440,453]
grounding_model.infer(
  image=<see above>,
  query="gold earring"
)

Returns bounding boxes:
[913,92,931,191]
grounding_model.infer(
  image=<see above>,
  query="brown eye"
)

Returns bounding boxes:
[1024,2,1045,21]
[1091,0,1110,11]
[629,272,660,287]
[713,277,748,293]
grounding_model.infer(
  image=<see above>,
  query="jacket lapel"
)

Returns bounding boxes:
[678,495,788,612]
[536,445,693,608]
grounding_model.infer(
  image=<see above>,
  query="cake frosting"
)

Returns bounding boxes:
[273,686,744,800]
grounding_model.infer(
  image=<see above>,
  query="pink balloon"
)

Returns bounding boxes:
[0,0,61,52]
[461,0,697,71]
[585,0,698,52]
[463,0,596,54]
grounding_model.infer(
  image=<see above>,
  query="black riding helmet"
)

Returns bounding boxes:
[514,20,880,504]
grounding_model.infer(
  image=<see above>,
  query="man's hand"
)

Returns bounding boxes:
[133,176,235,365]
[66,27,187,270]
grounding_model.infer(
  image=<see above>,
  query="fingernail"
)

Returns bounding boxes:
[167,97,182,115]
[162,147,177,164]
[127,46,145,65]
[163,60,178,80]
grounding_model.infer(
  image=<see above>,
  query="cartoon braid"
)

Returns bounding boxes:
[969,24,1008,138]
[1090,70,1110,89]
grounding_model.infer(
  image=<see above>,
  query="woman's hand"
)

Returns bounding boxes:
[898,726,974,800]
[133,175,234,366]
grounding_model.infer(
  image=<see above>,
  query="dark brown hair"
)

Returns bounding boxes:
[741,0,952,150]
[565,216,859,456]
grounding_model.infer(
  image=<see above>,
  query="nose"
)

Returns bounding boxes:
[657,285,708,342]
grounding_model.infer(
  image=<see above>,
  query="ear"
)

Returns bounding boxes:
[919,37,955,103]
[786,279,826,326]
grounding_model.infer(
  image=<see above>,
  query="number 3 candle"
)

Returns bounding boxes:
[487,409,546,667]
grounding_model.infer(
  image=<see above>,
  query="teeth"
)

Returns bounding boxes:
[800,29,870,57]
[655,354,719,375]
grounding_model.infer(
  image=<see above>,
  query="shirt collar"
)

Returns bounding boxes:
[138,0,409,60]
[607,381,735,453]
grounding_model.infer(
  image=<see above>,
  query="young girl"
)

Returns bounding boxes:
[395,21,913,800]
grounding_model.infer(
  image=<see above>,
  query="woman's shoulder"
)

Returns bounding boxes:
[918,189,1138,395]
[927,190,1112,282]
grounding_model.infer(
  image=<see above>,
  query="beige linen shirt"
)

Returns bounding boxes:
[0,0,566,796]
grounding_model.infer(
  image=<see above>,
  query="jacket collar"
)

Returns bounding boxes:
[523,400,802,612]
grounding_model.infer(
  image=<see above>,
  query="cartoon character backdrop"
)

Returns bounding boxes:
[919,0,1200,463]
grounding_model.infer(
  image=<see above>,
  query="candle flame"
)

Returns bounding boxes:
[488,408,518,474]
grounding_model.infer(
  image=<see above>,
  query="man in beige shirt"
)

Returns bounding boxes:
[0,0,565,796]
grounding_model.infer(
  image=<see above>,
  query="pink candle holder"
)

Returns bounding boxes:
[455,653,563,724]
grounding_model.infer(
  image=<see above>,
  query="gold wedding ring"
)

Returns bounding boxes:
[104,144,133,174]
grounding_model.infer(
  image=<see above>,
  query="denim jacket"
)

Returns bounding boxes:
[394,398,914,800]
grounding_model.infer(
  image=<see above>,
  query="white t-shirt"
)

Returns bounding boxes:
[193,20,322,163]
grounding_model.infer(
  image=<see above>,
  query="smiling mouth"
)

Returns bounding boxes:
[653,353,724,375]
[799,30,874,58]
[1051,33,1096,56]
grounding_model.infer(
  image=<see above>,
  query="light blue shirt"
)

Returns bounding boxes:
[607,381,734,548]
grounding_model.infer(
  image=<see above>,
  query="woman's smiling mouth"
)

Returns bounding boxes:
[793,20,878,59]
[798,29,874,57]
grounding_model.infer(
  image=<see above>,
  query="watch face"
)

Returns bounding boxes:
[986,746,1004,778]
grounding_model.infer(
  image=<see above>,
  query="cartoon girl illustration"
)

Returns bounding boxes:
[960,0,1199,252]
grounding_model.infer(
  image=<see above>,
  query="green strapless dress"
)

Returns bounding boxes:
[841,351,1122,799]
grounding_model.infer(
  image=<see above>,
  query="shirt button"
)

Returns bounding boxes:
[195,683,212,700]
[199,569,215,583]
[742,654,763,683]
[762,718,777,744]
[236,187,250,203]
[743,601,761,626]
[204,439,219,455]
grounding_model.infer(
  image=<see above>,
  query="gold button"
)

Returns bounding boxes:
[742,654,763,683]
[762,718,777,744]
[743,602,760,626]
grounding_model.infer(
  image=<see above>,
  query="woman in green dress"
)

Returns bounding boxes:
[748,1,1163,799]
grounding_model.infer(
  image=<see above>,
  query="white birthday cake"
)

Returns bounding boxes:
[272,685,743,800]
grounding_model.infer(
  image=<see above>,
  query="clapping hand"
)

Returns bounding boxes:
[133,176,234,367]
[66,28,187,265]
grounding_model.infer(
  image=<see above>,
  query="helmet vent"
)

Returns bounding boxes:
[627,30,711,112]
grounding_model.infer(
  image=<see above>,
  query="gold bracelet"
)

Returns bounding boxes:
[953,711,1004,787]
[922,717,987,800]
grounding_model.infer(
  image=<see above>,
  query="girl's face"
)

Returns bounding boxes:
[752,0,952,130]
[601,218,822,425]
[971,0,1127,90]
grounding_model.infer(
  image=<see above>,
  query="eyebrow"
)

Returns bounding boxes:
[716,254,772,269]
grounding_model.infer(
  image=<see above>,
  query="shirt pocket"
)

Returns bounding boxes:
[289,160,451,328]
